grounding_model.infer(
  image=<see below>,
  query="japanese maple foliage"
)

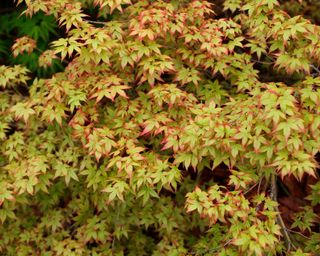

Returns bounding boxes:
[0,0,320,255]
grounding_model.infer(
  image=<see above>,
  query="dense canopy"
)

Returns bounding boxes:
[0,0,320,255]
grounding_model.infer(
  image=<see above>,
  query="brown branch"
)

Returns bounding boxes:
[270,174,297,252]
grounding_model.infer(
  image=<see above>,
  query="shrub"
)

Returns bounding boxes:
[0,0,320,255]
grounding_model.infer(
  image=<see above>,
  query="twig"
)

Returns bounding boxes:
[244,181,259,195]
[257,176,263,194]
[270,174,297,251]
[112,206,120,251]
[310,64,320,76]
[285,228,311,240]
[253,60,275,65]
[223,239,233,247]
[84,19,108,25]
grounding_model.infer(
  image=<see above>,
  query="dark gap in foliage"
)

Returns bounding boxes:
[277,174,319,230]
[87,241,99,249]
[315,152,320,169]
[257,63,304,85]
[208,0,225,19]
[160,72,175,84]
[4,121,17,137]
[279,0,320,25]
[0,0,16,13]
[142,226,161,244]
[200,163,231,187]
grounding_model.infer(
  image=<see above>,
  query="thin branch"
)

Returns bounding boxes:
[253,59,275,65]
[310,64,320,77]
[112,205,120,251]
[35,47,44,54]
[270,174,297,251]
[285,228,311,240]
[252,55,276,65]
[223,239,233,247]
[84,19,108,25]
[258,177,262,194]
[244,181,259,195]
